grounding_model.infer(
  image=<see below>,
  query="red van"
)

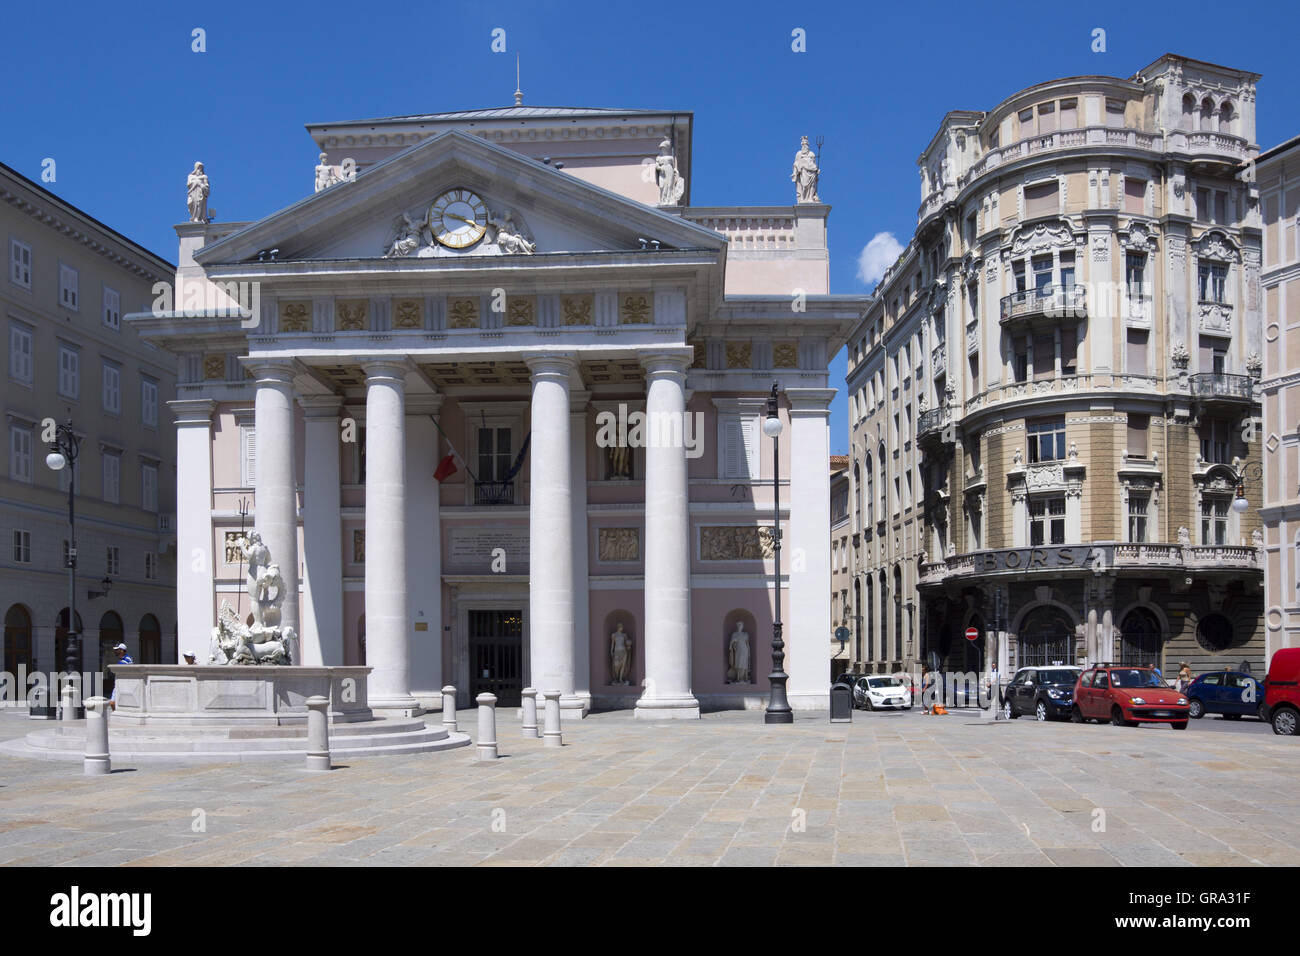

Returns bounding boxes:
[1265,647,1300,736]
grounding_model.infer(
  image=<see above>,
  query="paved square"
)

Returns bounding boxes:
[0,708,1297,866]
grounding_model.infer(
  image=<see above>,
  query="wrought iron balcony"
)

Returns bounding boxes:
[474,480,515,506]
[1189,372,1254,403]
[917,406,953,445]
[999,284,1087,328]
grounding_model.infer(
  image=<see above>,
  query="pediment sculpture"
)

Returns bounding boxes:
[382,198,536,258]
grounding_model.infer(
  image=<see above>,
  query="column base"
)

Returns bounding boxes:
[370,695,425,718]
[787,692,831,712]
[634,695,701,720]
[560,694,590,720]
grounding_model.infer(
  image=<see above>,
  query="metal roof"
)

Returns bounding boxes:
[312,106,684,127]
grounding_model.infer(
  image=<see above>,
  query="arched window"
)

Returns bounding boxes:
[878,569,888,663]
[893,565,903,661]
[1218,101,1234,135]
[853,462,862,529]
[1017,605,1075,667]
[138,614,161,665]
[877,442,887,520]
[865,453,874,525]
[1200,97,1215,132]
[1120,608,1162,667]
[864,576,874,661]
[1181,93,1196,130]
[3,604,32,684]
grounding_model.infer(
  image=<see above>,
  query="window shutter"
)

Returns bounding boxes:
[242,427,256,486]
[740,416,759,479]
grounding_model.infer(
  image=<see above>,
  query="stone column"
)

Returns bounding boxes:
[251,361,300,641]
[570,390,592,715]
[636,350,699,719]
[406,394,443,702]
[298,396,344,666]
[787,388,836,709]
[170,398,216,656]
[525,354,581,717]
[363,360,419,715]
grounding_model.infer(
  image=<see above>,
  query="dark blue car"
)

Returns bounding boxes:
[1185,671,1268,721]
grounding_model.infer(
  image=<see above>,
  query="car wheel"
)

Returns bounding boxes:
[1272,706,1300,736]
[1071,705,1085,724]
[1257,702,1270,722]
[1035,701,1049,722]
[864,698,874,712]
[1003,700,1017,720]
[1111,705,1131,727]
[1188,698,1204,719]
[1171,721,1188,730]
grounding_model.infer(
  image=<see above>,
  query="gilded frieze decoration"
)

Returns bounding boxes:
[448,297,479,329]
[353,529,365,564]
[562,294,593,326]
[203,355,226,380]
[279,301,310,332]
[506,296,535,326]
[598,527,640,562]
[700,526,776,561]
[619,293,651,325]
[725,342,752,369]
[393,299,422,329]
[336,300,367,331]
[773,342,798,368]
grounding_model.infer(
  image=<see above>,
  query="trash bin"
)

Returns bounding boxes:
[830,683,852,723]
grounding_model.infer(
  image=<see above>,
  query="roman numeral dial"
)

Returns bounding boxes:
[430,189,488,249]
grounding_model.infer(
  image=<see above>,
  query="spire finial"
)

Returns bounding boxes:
[514,53,523,106]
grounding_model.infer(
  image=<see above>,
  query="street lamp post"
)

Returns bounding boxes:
[44,420,83,718]
[1229,460,1263,515]
[763,383,792,724]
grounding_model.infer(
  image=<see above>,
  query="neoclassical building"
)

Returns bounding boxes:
[846,54,1265,677]
[130,103,863,717]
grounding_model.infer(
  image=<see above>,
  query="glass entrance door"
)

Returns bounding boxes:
[468,609,523,706]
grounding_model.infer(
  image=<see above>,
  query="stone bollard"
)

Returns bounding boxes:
[83,696,110,776]
[305,695,331,772]
[521,687,540,738]
[442,685,458,733]
[476,693,499,760]
[60,682,79,726]
[543,690,563,749]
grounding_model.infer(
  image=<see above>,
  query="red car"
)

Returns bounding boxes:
[1071,664,1190,729]
[1265,647,1300,736]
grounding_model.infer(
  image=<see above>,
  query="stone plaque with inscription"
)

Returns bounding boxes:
[446,526,530,571]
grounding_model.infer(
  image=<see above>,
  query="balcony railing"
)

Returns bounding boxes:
[917,406,952,442]
[1000,284,1087,325]
[474,481,516,506]
[1188,372,1254,402]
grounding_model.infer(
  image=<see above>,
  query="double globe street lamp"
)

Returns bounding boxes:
[763,383,792,724]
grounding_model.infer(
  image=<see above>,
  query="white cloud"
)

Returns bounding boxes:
[856,231,904,286]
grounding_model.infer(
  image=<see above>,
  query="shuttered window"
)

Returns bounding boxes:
[720,414,759,479]
[241,425,256,486]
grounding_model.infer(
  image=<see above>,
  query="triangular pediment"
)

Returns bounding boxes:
[195,130,724,265]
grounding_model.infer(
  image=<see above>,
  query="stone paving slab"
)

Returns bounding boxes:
[1,706,1299,866]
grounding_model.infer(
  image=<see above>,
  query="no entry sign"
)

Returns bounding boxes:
[965,626,980,642]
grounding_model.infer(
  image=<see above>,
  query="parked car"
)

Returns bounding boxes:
[1002,666,1082,721]
[1265,647,1300,736]
[1071,664,1190,728]
[1185,670,1268,721]
[853,675,912,711]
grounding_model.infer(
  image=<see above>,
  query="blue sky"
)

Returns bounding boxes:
[4,0,1298,453]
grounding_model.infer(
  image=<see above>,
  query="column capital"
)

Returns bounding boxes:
[241,358,299,385]
[167,398,217,425]
[785,387,837,414]
[525,352,578,379]
[360,357,413,382]
[297,394,345,419]
[639,348,694,377]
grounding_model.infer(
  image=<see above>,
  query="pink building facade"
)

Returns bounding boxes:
[131,105,864,716]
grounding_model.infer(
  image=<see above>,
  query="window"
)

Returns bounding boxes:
[1127,414,1149,458]
[1128,493,1150,543]
[719,416,758,480]
[1033,333,1055,381]
[1013,261,1027,293]
[12,530,30,563]
[1025,182,1058,219]
[1061,326,1078,376]
[969,501,983,550]
[1059,250,1075,290]
[1198,262,1228,303]
[1105,99,1126,128]
[1037,102,1057,134]
[102,451,120,504]
[10,239,31,289]
[1126,329,1149,375]
[968,352,980,398]
[1124,178,1146,215]
[1059,98,1078,130]
[59,264,78,310]
[141,377,158,427]
[1013,337,1029,383]
[102,362,121,414]
[1029,495,1067,546]
[1027,417,1066,463]
[1201,496,1229,546]
[106,546,120,575]
[1199,336,1228,374]
[103,286,120,330]
[9,323,32,384]
[864,455,874,525]
[57,345,79,399]
[240,425,256,486]
[141,462,158,513]
[144,552,158,580]
[1032,254,1052,292]
[1125,252,1147,298]
[9,425,32,482]
[1199,418,1231,464]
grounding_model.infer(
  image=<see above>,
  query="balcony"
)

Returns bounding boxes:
[917,406,953,446]
[1000,284,1087,329]
[474,481,516,506]
[1189,372,1255,409]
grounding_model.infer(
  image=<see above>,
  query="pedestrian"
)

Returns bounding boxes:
[1176,661,1192,694]
[921,664,936,715]
[182,650,197,665]
[108,642,133,711]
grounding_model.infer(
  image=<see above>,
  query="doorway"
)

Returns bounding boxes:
[468,609,523,706]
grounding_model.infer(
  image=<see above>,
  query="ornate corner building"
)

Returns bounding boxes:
[847,54,1266,676]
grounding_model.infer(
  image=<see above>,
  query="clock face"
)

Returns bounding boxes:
[429,189,488,249]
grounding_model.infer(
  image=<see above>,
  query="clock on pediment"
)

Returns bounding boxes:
[429,188,488,249]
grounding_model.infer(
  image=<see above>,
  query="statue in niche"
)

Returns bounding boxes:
[384,211,424,258]
[488,210,536,255]
[727,621,751,684]
[791,135,821,203]
[654,139,686,206]
[186,162,210,222]
[607,444,632,479]
[610,622,633,685]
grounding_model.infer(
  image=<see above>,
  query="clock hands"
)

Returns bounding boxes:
[443,212,483,229]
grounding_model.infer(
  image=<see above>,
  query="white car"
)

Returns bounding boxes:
[853,675,913,711]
